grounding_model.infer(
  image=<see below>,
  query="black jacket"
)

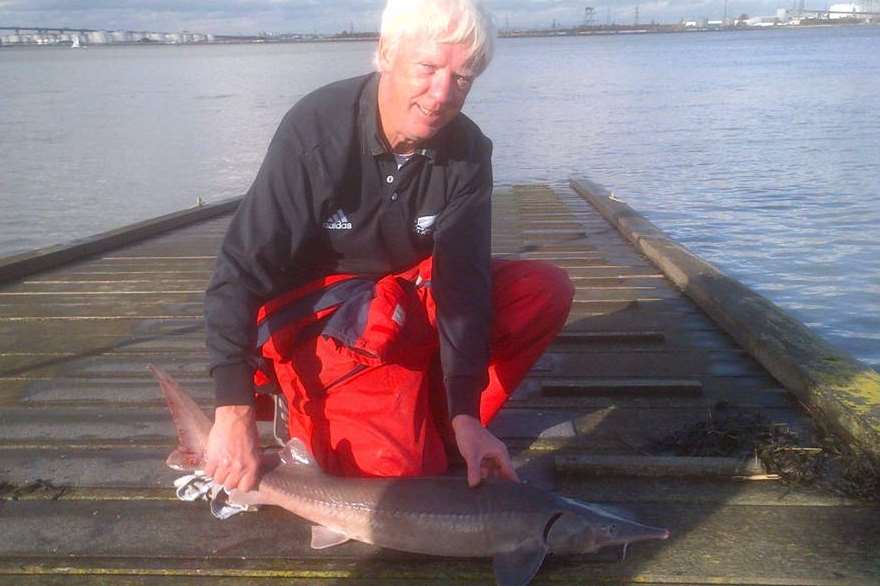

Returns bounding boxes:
[204,72,494,420]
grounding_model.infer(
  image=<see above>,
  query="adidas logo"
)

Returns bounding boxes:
[323,209,352,230]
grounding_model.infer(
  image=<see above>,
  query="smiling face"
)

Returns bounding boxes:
[376,34,476,154]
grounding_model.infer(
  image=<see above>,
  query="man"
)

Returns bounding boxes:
[203,0,573,493]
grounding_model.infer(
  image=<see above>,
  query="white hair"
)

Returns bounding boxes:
[375,0,496,76]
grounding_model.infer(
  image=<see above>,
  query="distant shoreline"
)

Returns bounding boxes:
[2,21,876,49]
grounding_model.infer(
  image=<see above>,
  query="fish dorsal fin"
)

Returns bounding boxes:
[492,537,548,586]
[279,437,318,469]
[310,525,351,550]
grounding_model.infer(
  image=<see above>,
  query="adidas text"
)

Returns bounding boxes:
[323,210,352,230]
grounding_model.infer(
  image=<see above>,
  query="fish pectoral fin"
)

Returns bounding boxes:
[280,438,320,470]
[492,538,548,586]
[310,525,351,550]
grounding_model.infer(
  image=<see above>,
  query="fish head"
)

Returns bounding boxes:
[547,501,669,555]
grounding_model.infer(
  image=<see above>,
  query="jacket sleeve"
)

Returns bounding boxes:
[432,138,493,420]
[204,134,317,406]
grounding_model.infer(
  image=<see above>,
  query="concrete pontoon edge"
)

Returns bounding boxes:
[0,197,242,284]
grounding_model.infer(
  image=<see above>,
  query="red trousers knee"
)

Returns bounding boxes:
[257,257,573,477]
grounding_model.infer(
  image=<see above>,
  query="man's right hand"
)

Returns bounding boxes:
[204,404,261,492]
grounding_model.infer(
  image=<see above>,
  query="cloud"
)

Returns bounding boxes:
[0,0,792,34]
[0,0,387,34]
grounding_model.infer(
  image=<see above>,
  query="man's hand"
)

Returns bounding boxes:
[204,404,261,492]
[452,414,520,488]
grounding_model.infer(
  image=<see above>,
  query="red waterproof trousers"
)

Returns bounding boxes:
[253,257,573,477]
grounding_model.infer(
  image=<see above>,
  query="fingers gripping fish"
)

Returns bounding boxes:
[151,366,669,586]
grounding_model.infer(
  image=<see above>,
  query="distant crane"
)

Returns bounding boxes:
[583,6,596,26]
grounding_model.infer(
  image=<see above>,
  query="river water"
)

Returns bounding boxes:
[1,27,878,367]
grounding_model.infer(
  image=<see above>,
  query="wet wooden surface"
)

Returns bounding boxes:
[1,184,877,585]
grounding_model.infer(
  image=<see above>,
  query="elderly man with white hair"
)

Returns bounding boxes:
[203,0,573,492]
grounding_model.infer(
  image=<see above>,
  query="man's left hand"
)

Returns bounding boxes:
[452,414,520,488]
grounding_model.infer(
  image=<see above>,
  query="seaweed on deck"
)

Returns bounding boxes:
[0,478,68,501]
[652,402,880,502]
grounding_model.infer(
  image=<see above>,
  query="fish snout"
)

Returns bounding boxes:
[602,519,670,548]
[546,511,669,556]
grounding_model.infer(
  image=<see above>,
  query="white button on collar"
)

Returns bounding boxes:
[386,175,394,184]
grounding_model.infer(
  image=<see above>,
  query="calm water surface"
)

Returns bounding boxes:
[1,27,878,366]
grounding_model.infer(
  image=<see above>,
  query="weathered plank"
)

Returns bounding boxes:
[0,454,859,507]
[0,404,803,446]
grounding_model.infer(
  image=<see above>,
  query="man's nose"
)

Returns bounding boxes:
[429,72,455,106]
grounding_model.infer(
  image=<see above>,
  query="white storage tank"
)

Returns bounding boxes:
[829,3,861,17]
[87,31,110,44]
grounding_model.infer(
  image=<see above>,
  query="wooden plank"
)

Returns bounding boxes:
[0,291,204,305]
[555,455,766,478]
[4,281,208,293]
[0,302,204,319]
[512,377,795,410]
[488,407,809,446]
[0,332,205,356]
[0,405,809,448]
[0,453,860,508]
[33,260,217,273]
[550,333,744,354]
[565,303,728,332]
[565,276,668,288]
[533,351,707,378]
[554,331,666,345]
[0,328,203,362]
[16,270,214,279]
[11,377,213,404]
[554,265,666,277]
[19,272,211,284]
[568,287,681,302]
[0,447,179,488]
[0,355,207,382]
[541,379,703,398]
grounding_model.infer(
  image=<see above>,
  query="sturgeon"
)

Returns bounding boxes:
[152,366,669,586]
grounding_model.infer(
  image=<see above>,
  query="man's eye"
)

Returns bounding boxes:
[455,75,473,89]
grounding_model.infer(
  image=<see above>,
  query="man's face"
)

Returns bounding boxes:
[377,34,476,152]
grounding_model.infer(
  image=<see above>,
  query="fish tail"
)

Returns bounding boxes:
[149,365,213,471]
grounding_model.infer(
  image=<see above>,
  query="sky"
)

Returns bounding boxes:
[0,0,808,36]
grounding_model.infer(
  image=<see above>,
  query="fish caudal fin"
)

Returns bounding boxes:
[149,365,213,471]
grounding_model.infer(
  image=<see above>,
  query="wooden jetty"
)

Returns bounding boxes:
[1,181,878,585]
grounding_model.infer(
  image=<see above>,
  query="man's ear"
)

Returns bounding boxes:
[377,38,395,73]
